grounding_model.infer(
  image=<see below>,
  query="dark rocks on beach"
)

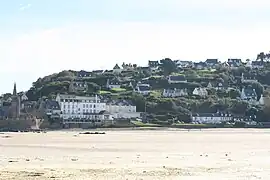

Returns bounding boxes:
[79,132,105,135]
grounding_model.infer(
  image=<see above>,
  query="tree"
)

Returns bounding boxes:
[257,52,266,62]
[159,58,178,76]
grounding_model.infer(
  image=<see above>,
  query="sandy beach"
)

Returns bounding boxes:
[1,128,270,179]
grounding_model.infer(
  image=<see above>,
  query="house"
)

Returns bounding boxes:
[56,94,106,120]
[77,70,91,78]
[105,100,140,119]
[168,75,187,84]
[240,86,257,101]
[17,92,28,102]
[251,61,264,69]
[207,81,227,90]
[227,59,242,68]
[134,83,151,95]
[194,62,207,69]
[113,64,122,74]
[205,59,219,67]
[44,100,61,119]
[241,73,258,83]
[192,112,233,124]
[174,60,194,68]
[69,81,88,93]
[163,88,188,97]
[148,60,159,69]
[193,87,208,97]
[92,70,104,74]
[106,79,121,89]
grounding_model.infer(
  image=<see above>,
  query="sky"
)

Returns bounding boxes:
[1,0,270,94]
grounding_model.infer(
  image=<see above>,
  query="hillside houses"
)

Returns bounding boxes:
[163,88,188,97]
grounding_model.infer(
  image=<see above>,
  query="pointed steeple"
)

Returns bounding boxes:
[13,82,17,96]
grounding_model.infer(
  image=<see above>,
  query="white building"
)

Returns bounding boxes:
[56,94,107,120]
[192,113,233,124]
[134,83,151,95]
[163,88,188,97]
[106,79,121,89]
[193,87,208,97]
[105,100,140,119]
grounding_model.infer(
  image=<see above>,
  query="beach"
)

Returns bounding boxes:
[1,128,270,179]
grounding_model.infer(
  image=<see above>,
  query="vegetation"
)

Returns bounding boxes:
[24,54,270,123]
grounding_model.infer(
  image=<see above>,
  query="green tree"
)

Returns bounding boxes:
[159,58,178,76]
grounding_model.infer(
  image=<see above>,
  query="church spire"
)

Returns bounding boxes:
[13,82,17,96]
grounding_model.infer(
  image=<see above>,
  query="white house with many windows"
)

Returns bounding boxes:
[56,94,107,121]
[105,100,140,119]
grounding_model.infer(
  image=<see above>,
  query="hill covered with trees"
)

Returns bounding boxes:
[24,54,270,123]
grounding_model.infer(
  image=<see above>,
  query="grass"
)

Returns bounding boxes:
[131,120,161,127]
[99,90,111,94]
[150,90,162,98]
[111,88,126,92]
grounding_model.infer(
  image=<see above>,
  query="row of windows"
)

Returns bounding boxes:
[63,116,101,120]
[63,104,98,109]
[60,99,100,103]
[63,109,97,114]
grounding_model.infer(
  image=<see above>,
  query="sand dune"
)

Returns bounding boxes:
[1,129,270,179]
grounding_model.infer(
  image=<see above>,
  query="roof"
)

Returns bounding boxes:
[251,61,264,66]
[99,110,111,115]
[169,75,186,81]
[243,87,257,97]
[106,99,135,106]
[92,70,104,73]
[57,94,101,101]
[192,112,232,117]
[138,85,151,91]
[77,70,91,77]
[194,62,207,66]
[228,59,241,63]
[113,64,121,69]
[148,60,159,67]
[205,59,218,64]
[46,100,61,110]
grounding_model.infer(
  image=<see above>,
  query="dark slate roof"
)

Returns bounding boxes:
[251,61,264,66]
[243,73,257,80]
[99,110,111,115]
[72,82,87,87]
[77,70,91,77]
[194,62,207,66]
[105,99,135,106]
[205,59,218,64]
[192,112,232,117]
[138,85,150,91]
[243,88,257,97]
[169,75,186,81]
[46,100,61,110]
[113,64,121,69]
[92,70,104,73]
[148,60,159,67]
[228,59,241,63]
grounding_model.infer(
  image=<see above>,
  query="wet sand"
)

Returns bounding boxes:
[1,129,270,179]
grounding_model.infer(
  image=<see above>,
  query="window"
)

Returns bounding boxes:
[86,104,88,108]
[83,104,85,108]
[90,104,92,108]
[93,105,96,108]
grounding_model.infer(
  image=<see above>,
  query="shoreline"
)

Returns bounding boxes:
[1,126,270,133]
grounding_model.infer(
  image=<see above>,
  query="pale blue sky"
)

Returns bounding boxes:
[1,0,270,94]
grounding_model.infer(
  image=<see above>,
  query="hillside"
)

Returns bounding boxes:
[25,57,270,123]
